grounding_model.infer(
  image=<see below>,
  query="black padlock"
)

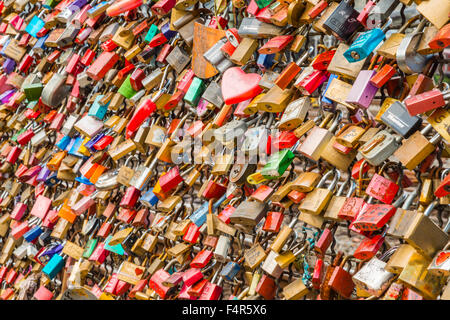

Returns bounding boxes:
[323,0,362,42]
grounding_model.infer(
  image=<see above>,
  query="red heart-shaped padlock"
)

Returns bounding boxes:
[221,67,262,105]
[135,268,144,276]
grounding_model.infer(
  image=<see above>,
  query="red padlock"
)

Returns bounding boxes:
[262,211,284,233]
[117,208,137,224]
[312,258,325,289]
[308,0,328,18]
[256,274,276,300]
[10,202,27,221]
[295,70,329,95]
[33,286,54,300]
[182,268,203,287]
[202,178,227,200]
[328,256,355,298]
[365,173,400,205]
[158,166,184,193]
[149,269,172,299]
[218,205,236,224]
[312,50,336,70]
[258,35,294,55]
[338,197,365,221]
[104,273,119,295]
[314,224,336,256]
[271,131,298,151]
[183,222,200,244]
[16,128,35,146]
[132,208,150,228]
[187,278,208,297]
[352,203,397,232]
[435,171,450,198]
[148,33,168,48]
[86,51,119,81]
[151,0,175,16]
[119,186,141,209]
[128,278,148,299]
[370,63,396,88]
[190,249,213,268]
[89,242,110,264]
[29,195,52,220]
[353,234,385,260]
[129,67,146,91]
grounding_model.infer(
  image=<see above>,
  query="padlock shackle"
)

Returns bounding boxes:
[398,14,421,34]
[401,189,418,210]
[392,190,408,208]
[424,200,438,217]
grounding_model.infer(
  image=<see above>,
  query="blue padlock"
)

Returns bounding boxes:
[32,34,48,52]
[42,253,65,279]
[189,194,227,227]
[76,175,94,185]
[220,261,241,281]
[68,136,84,157]
[25,15,45,38]
[24,225,43,242]
[44,173,60,187]
[0,39,11,57]
[87,1,111,17]
[88,95,109,120]
[344,18,392,62]
[55,135,71,150]
[257,53,275,71]
[139,188,159,207]
[84,132,105,153]
[321,73,338,108]
[63,137,75,152]
[189,201,209,227]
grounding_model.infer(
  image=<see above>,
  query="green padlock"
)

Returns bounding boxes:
[11,127,27,143]
[104,235,125,255]
[144,24,160,43]
[255,0,273,9]
[118,74,137,99]
[43,0,61,9]
[23,83,44,101]
[184,77,205,106]
[260,149,295,179]
[82,237,98,259]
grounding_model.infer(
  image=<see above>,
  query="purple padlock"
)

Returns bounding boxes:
[160,22,177,40]
[2,58,15,74]
[196,98,209,118]
[0,89,15,104]
[84,132,105,153]
[68,0,88,11]
[36,165,52,183]
[346,70,378,109]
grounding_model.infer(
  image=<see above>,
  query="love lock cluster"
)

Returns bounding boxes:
[0,0,448,301]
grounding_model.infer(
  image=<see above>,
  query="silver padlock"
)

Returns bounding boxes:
[213,235,231,263]
[30,127,49,147]
[203,38,228,66]
[359,129,402,166]
[366,0,399,29]
[201,81,224,108]
[41,66,69,107]
[74,115,104,138]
